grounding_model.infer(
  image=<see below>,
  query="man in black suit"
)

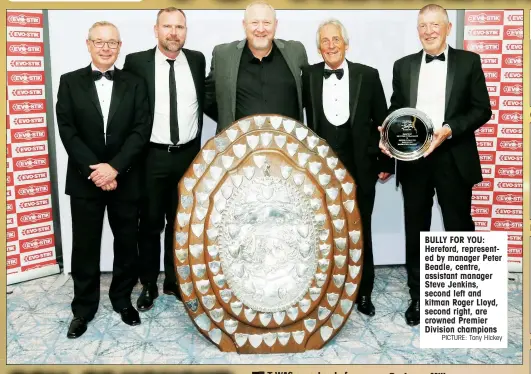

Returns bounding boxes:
[56,21,151,338]
[302,19,393,317]
[122,8,205,311]
[381,4,492,326]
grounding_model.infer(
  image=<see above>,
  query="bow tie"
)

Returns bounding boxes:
[92,70,114,81]
[324,68,344,80]
[425,53,445,63]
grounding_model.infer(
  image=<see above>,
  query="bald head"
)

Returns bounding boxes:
[242,0,278,55]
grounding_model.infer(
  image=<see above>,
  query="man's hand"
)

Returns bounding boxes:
[423,125,452,158]
[101,179,117,191]
[378,126,393,158]
[378,172,392,181]
[89,163,118,187]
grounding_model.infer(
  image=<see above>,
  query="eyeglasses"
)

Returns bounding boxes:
[91,40,120,49]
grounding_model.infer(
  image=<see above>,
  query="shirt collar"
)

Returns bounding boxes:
[91,63,115,72]
[324,59,348,79]
[422,43,449,60]
[325,58,347,71]
[155,45,185,65]
[244,40,276,63]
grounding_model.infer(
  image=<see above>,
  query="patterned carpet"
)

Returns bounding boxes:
[6,266,522,364]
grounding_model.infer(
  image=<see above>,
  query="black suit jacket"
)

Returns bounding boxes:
[56,65,151,200]
[302,60,394,192]
[389,46,492,185]
[123,47,206,143]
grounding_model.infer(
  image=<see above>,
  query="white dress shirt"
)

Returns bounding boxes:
[416,44,449,131]
[151,46,198,145]
[322,60,350,126]
[91,63,114,144]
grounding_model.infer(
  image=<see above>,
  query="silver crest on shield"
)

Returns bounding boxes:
[218,175,319,313]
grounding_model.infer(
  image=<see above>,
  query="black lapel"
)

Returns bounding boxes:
[310,62,324,132]
[80,64,103,120]
[107,68,127,126]
[445,47,456,115]
[145,47,156,115]
[183,49,203,129]
[347,61,362,128]
[409,51,423,107]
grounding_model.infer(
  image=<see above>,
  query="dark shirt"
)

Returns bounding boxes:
[235,42,299,121]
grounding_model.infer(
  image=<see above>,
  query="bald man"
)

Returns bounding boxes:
[205,0,308,132]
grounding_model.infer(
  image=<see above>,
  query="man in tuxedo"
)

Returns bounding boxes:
[56,21,151,338]
[382,4,492,326]
[122,8,206,311]
[302,19,393,317]
[205,0,308,132]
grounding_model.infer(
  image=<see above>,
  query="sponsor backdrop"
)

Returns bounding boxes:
[464,10,523,271]
[6,10,60,285]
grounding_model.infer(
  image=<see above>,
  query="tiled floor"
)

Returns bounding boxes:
[7,266,522,364]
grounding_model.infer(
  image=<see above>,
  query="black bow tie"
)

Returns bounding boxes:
[92,70,114,81]
[425,53,445,63]
[324,68,344,80]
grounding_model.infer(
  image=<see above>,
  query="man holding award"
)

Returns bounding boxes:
[303,19,393,317]
[380,4,492,326]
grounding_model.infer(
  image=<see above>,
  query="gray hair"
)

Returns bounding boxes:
[316,18,349,49]
[418,4,450,24]
[244,0,277,21]
[87,21,121,40]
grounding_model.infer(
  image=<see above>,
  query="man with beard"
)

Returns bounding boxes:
[205,0,308,132]
[381,4,491,326]
[123,7,206,311]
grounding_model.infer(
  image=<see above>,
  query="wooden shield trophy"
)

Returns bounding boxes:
[174,115,363,353]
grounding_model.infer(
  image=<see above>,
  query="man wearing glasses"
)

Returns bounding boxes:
[123,8,206,311]
[56,21,151,338]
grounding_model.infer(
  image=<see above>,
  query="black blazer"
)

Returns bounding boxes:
[389,46,492,186]
[302,60,394,192]
[56,65,151,200]
[123,47,206,143]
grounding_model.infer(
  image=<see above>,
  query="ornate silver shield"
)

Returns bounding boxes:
[174,115,363,353]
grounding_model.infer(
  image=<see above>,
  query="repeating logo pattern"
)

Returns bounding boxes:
[6,11,59,282]
[466,10,523,267]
